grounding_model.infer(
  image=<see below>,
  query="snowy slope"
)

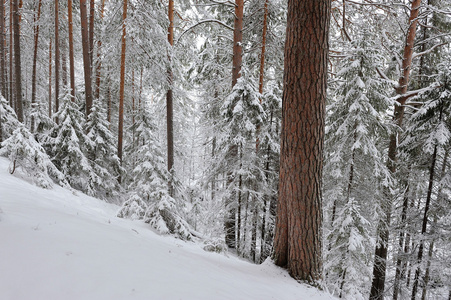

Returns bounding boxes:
[0,157,335,300]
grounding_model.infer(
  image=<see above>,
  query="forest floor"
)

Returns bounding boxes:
[0,157,335,300]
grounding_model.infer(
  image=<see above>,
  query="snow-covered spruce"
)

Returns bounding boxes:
[0,96,21,142]
[85,99,122,200]
[118,105,192,240]
[0,124,66,189]
[47,95,101,196]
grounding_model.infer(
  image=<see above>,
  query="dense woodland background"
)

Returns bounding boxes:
[0,0,450,299]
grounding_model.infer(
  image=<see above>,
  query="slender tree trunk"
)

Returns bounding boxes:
[48,38,52,118]
[232,0,243,87]
[260,108,273,263]
[68,0,75,100]
[89,0,94,71]
[117,0,127,168]
[250,198,258,262]
[12,0,23,122]
[370,1,421,298]
[273,0,330,282]
[166,0,174,196]
[107,70,111,126]
[393,181,411,300]
[30,0,42,132]
[224,0,244,250]
[61,38,67,89]
[95,0,105,100]
[54,0,60,123]
[80,0,93,116]
[258,0,268,98]
[411,141,439,300]
[0,0,5,99]
[9,0,13,108]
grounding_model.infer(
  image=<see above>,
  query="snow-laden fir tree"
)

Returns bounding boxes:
[214,74,266,258]
[399,61,451,299]
[0,96,21,144]
[47,94,100,196]
[85,99,121,200]
[324,33,392,299]
[0,123,66,189]
[118,104,192,240]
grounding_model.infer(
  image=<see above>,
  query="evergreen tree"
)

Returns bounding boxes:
[85,99,122,200]
[118,105,192,240]
[48,94,99,195]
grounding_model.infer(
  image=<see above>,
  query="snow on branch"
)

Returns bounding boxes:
[176,19,233,45]
[412,42,448,60]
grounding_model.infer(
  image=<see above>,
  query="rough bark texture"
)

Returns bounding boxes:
[80,0,93,116]
[68,0,75,100]
[273,0,330,283]
[54,0,60,123]
[370,1,421,299]
[12,0,23,122]
[117,0,127,166]
[166,0,174,196]
[30,0,42,132]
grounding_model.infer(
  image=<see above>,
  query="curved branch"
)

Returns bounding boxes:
[176,19,233,45]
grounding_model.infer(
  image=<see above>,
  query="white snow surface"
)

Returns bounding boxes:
[0,157,335,300]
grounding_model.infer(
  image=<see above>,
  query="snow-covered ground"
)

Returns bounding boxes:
[0,157,335,300]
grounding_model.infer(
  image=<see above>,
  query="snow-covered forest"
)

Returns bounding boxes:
[0,0,450,299]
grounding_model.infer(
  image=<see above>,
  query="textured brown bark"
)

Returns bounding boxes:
[68,0,75,100]
[54,0,60,123]
[273,0,329,283]
[80,0,93,116]
[94,0,105,100]
[370,1,421,299]
[117,0,127,167]
[0,0,5,99]
[166,0,174,196]
[30,0,42,132]
[12,0,23,122]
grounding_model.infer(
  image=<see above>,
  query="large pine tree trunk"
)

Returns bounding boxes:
[370,1,421,299]
[273,0,330,282]
[68,0,75,100]
[166,0,175,196]
[80,0,93,116]
[30,0,42,132]
[117,0,127,167]
[12,0,23,123]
